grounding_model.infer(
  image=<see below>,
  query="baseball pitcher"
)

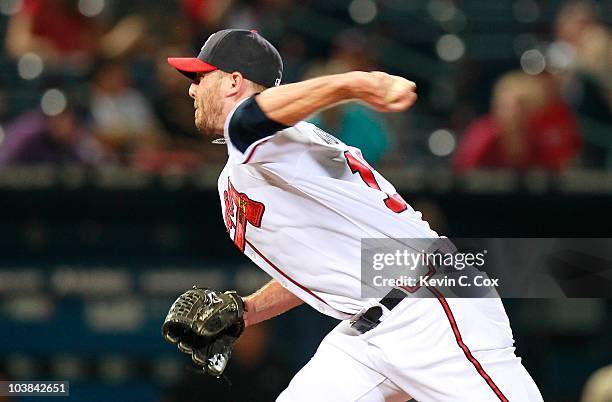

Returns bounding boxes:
[161,29,543,402]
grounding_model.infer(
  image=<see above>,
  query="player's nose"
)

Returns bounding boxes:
[188,83,197,100]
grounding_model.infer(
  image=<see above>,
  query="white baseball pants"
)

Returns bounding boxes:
[277,295,543,402]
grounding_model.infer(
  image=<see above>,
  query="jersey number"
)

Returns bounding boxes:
[224,180,265,252]
[344,151,408,213]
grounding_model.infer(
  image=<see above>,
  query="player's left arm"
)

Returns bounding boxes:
[161,280,303,375]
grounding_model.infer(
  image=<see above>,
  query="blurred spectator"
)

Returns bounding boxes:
[306,62,391,166]
[329,29,378,72]
[153,47,200,141]
[453,71,581,173]
[90,59,163,159]
[4,0,146,72]
[532,73,583,170]
[555,0,611,108]
[277,33,307,84]
[553,0,612,168]
[181,0,236,32]
[179,0,296,63]
[0,106,101,166]
[581,364,612,402]
[128,47,226,173]
[180,0,237,54]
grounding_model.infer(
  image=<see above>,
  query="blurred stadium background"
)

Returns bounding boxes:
[0,0,611,401]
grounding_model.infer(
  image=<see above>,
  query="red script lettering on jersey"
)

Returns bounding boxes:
[223,180,265,252]
[344,151,408,213]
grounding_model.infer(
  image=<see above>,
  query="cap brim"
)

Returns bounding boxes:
[167,57,218,80]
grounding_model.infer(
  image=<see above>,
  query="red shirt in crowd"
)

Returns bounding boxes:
[453,101,581,173]
[21,0,94,54]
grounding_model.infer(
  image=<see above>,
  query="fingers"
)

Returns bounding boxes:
[363,72,418,113]
[385,91,418,112]
[383,76,416,106]
[370,90,417,113]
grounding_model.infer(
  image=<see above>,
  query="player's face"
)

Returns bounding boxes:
[189,71,224,137]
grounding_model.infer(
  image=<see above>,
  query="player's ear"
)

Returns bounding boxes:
[225,72,245,98]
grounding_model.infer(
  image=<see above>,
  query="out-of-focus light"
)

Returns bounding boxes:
[153,358,182,385]
[440,9,467,33]
[513,33,538,56]
[546,42,575,71]
[429,129,456,157]
[0,124,5,146]
[78,0,105,17]
[99,356,130,383]
[348,0,377,24]
[436,34,465,62]
[41,89,67,116]
[17,52,44,80]
[52,356,85,380]
[0,0,23,15]
[5,295,52,320]
[513,0,539,23]
[6,355,36,378]
[427,0,457,22]
[521,49,546,75]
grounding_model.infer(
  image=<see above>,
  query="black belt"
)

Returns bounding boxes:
[350,288,408,334]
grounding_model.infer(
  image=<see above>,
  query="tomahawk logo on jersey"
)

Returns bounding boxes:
[217,96,438,319]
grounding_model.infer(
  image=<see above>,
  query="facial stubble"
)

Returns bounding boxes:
[195,78,224,138]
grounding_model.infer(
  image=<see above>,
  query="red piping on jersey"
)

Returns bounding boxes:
[427,286,509,402]
[242,138,272,164]
[245,239,351,317]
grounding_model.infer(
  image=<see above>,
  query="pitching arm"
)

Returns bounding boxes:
[256,71,417,127]
[243,279,304,327]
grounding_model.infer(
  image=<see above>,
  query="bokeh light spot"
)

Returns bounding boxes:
[428,0,457,22]
[78,0,105,16]
[17,53,44,80]
[513,0,539,23]
[348,0,377,24]
[429,129,456,157]
[521,49,546,75]
[41,89,67,116]
[436,34,465,62]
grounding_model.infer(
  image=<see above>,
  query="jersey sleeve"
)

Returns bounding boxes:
[223,96,306,165]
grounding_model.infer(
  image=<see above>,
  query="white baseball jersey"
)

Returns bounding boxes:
[218,97,438,319]
[217,97,543,402]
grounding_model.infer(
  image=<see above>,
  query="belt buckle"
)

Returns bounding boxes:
[350,306,383,334]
